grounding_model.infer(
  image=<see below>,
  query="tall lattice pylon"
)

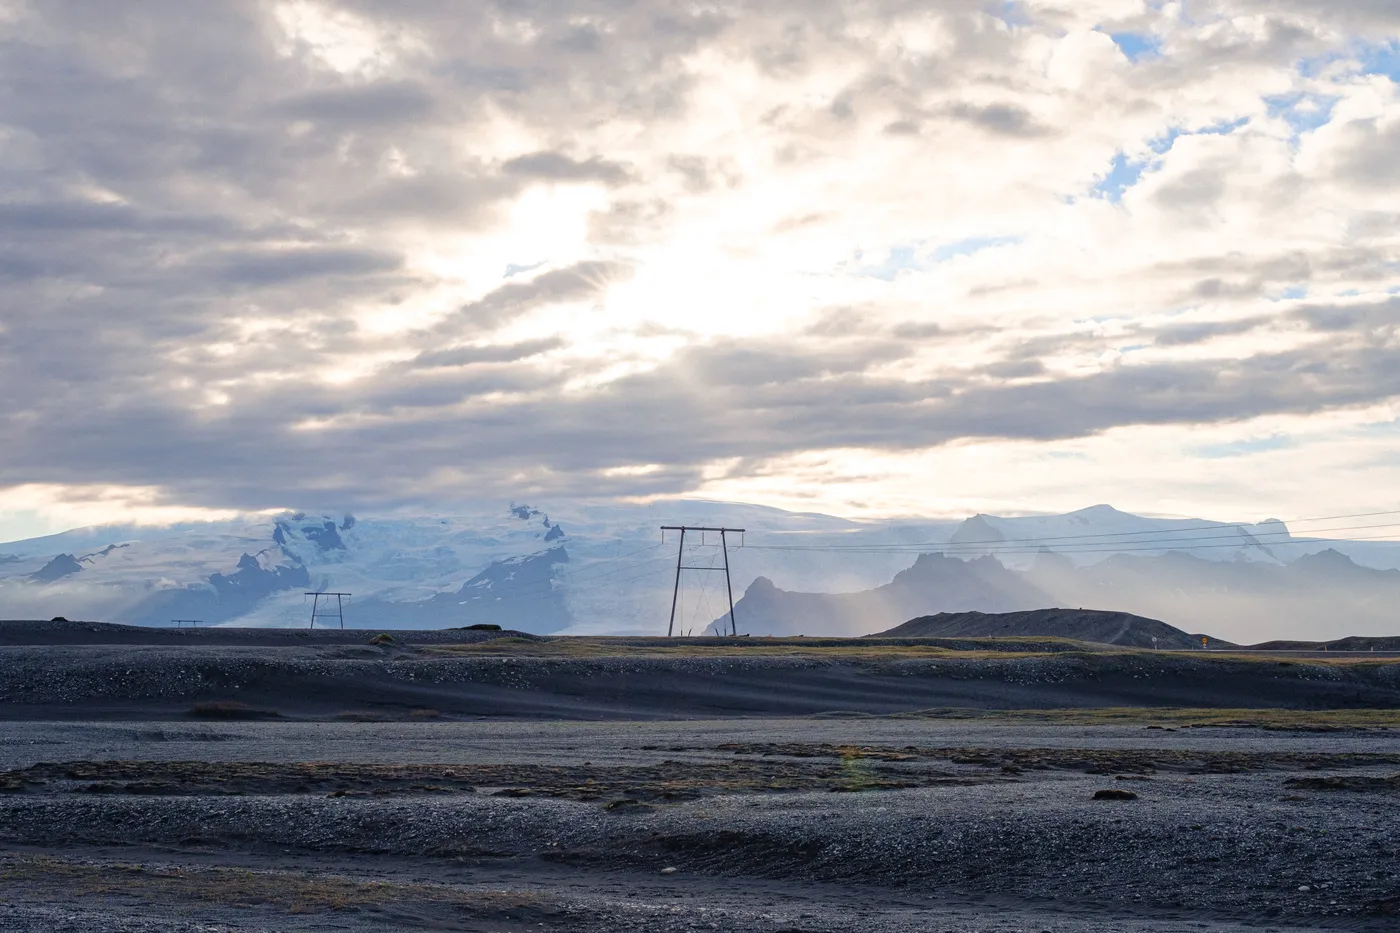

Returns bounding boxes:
[661,526,744,636]
[306,591,351,629]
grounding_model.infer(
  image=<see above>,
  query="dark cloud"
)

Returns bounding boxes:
[410,338,565,369]
[445,261,632,332]
[339,171,516,223]
[983,359,1046,379]
[1190,277,1264,299]
[1234,0,1400,29]
[1152,165,1228,213]
[667,154,737,192]
[1295,297,1400,333]
[272,82,438,125]
[1151,316,1271,346]
[0,201,229,235]
[206,247,404,286]
[502,151,633,186]
[1331,118,1400,189]
[6,303,1398,511]
[891,322,946,340]
[803,307,875,337]
[946,102,1051,137]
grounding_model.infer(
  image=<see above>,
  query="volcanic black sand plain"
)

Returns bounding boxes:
[3,619,1400,931]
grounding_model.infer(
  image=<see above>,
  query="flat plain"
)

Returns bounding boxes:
[2,621,1399,932]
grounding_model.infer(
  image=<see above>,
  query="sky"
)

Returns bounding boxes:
[1,0,1399,541]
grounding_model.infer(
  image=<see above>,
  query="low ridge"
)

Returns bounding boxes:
[874,608,1223,650]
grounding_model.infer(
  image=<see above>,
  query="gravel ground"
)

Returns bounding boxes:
[2,719,1399,931]
[0,861,1367,933]
[1,718,1396,769]
[0,868,1369,933]
[5,643,1400,718]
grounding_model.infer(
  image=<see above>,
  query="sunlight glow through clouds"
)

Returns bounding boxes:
[273,0,424,77]
[0,485,253,540]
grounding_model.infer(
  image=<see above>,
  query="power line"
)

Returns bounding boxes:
[421,516,1400,604]
[742,518,1400,554]
[553,543,667,585]
[441,544,671,605]
[741,508,1400,552]
[494,553,674,601]
[745,529,1400,557]
[743,522,1400,554]
[321,510,1400,616]
[456,564,676,604]
[684,539,718,637]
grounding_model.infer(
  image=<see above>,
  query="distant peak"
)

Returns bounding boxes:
[1072,504,1125,515]
[1294,548,1358,569]
[79,543,129,562]
[950,514,1004,545]
[29,553,83,583]
[510,503,543,521]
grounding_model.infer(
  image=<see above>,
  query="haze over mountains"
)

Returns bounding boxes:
[718,546,1400,644]
[1,501,1397,644]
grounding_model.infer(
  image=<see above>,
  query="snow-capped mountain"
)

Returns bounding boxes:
[0,501,1396,637]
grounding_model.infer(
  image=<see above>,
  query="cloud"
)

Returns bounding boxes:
[1151,316,1271,347]
[0,0,1399,528]
[502,151,633,186]
[445,261,632,332]
[272,81,438,125]
[205,247,404,286]
[946,101,1052,137]
[409,337,565,369]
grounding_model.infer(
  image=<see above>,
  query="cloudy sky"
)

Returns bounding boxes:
[1,0,1398,539]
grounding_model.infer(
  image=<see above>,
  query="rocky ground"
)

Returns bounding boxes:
[2,718,1399,931]
[5,631,1400,719]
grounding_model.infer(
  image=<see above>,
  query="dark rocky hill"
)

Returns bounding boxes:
[875,608,1222,650]
[1251,635,1400,652]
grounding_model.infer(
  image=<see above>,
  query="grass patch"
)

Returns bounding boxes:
[0,854,539,916]
[1191,651,1400,667]
[420,636,1400,664]
[335,710,391,723]
[188,701,280,721]
[423,636,1104,660]
[882,707,1400,730]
